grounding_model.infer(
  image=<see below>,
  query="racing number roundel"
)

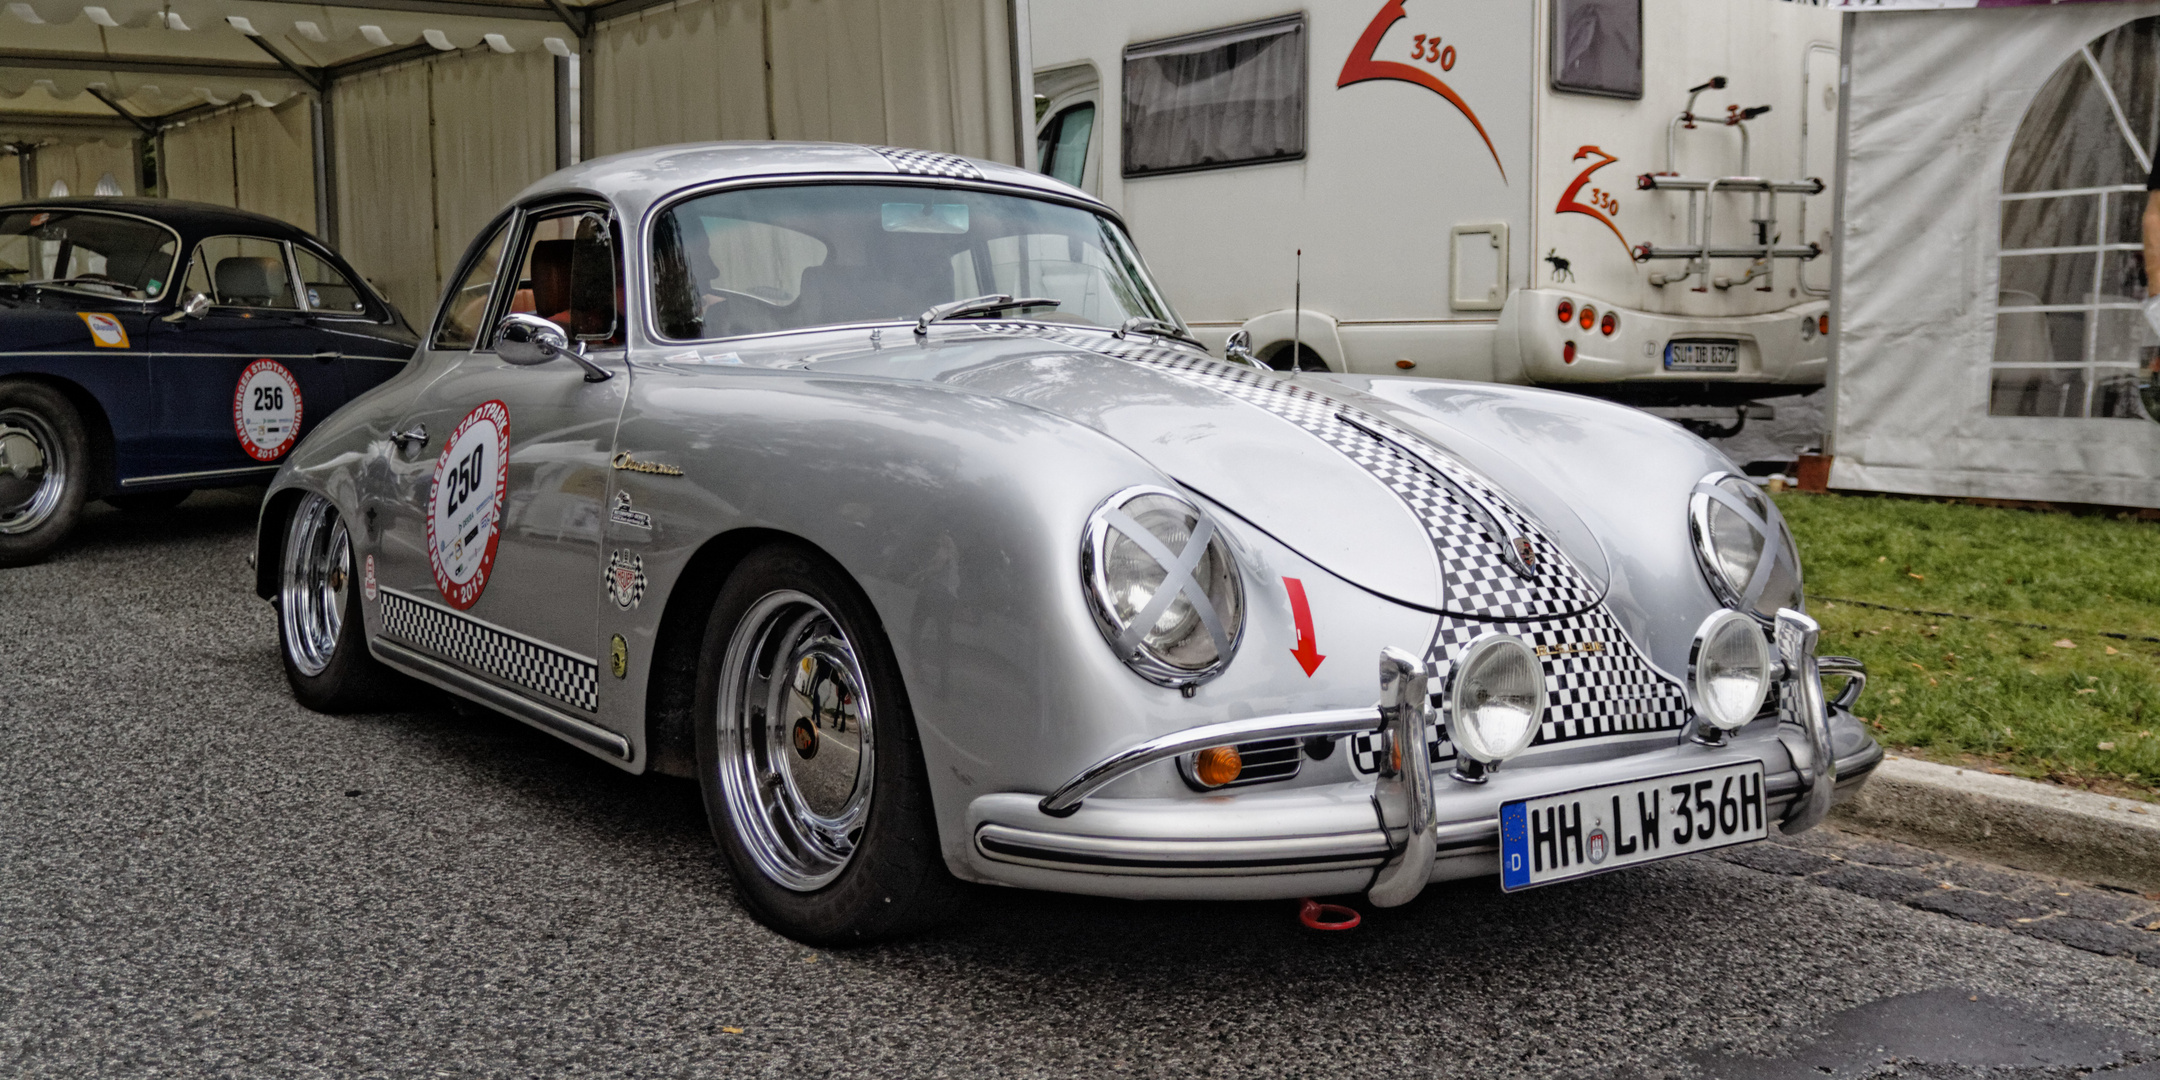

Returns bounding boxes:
[232,360,303,461]
[426,400,511,610]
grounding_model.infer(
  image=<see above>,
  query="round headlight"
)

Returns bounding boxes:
[1447,633,1546,764]
[1082,487,1244,686]
[1691,609,1771,731]
[1688,472,1803,620]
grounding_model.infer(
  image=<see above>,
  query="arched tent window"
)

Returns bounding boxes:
[1993,18,2160,419]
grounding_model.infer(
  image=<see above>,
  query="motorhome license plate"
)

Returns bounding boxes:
[1498,761,1768,891]
[1664,340,1739,372]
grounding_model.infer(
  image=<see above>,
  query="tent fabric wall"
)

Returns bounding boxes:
[592,0,1015,163]
[28,139,138,197]
[332,48,554,327]
[161,99,315,228]
[1831,5,2160,507]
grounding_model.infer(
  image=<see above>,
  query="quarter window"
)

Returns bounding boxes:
[1121,15,1305,178]
[433,221,510,351]
[293,248,372,317]
[1551,0,1644,99]
[1990,18,2159,419]
[504,210,624,346]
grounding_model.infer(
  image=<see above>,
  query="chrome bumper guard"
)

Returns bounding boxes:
[1027,616,1845,904]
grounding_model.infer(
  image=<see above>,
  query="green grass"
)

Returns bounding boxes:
[1777,492,2160,799]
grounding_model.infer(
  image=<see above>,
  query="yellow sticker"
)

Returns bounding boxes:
[79,312,130,349]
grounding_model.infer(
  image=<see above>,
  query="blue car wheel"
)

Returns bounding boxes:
[0,382,89,568]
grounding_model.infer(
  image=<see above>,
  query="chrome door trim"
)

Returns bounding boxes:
[119,464,282,487]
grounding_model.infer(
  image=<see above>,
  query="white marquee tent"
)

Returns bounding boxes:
[1,0,1033,321]
[1827,0,2160,507]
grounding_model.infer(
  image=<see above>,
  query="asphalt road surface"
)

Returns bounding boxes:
[4,490,2159,1080]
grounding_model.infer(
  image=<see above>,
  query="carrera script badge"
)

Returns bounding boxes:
[611,452,682,476]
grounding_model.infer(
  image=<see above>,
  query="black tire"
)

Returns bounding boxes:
[694,543,955,945]
[105,489,192,514]
[0,381,91,568]
[278,492,406,713]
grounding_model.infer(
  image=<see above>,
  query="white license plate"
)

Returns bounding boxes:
[1664,340,1739,371]
[1499,761,1768,891]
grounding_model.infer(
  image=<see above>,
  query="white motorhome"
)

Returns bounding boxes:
[1027,0,1842,408]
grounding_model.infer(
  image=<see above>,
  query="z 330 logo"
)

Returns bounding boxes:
[1556,145,1631,255]
[1337,0,1504,180]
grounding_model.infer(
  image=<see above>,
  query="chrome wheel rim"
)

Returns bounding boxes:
[0,407,66,536]
[715,590,876,892]
[280,494,352,678]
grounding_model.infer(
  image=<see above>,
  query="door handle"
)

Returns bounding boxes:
[389,423,427,452]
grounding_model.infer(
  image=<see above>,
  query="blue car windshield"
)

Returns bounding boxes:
[650,183,1177,341]
[0,210,180,300]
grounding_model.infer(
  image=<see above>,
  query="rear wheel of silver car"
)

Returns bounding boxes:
[0,381,90,568]
[279,492,401,712]
[695,543,952,945]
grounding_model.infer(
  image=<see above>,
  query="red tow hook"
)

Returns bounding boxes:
[1297,897,1361,931]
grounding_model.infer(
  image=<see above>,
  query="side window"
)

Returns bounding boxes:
[192,236,300,308]
[1551,0,1643,99]
[293,247,372,317]
[433,221,511,351]
[1038,102,1096,188]
[1122,15,1305,177]
[651,208,829,340]
[504,210,624,346]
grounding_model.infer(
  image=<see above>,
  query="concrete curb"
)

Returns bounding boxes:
[1832,755,2160,893]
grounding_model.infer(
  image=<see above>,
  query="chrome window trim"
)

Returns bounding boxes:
[188,233,306,312]
[636,173,1180,348]
[1,205,183,303]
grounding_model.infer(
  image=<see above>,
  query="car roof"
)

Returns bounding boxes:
[0,197,328,249]
[513,141,1110,226]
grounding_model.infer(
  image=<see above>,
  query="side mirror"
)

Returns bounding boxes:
[1225,328,1266,371]
[161,292,211,323]
[494,311,612,382]
[496,312,569,366]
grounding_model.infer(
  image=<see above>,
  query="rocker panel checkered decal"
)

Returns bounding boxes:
[868,145,983,180]
[979,325,1600,621]
[377,589,599,712]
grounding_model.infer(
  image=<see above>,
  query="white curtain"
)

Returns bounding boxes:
[592,0,1014,162]
[1831,4,2160,507]
[27,140,139,198]
[332,48,554,326]
[161,99,314,228]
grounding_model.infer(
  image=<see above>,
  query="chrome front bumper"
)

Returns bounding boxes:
[964,610,1869,904]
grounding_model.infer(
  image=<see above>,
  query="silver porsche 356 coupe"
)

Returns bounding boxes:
[255,142,1878,943]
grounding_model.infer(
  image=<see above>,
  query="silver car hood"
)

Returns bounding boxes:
[790,328,1609,618]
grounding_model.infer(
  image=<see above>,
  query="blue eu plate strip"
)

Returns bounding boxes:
[1499,800,1531,891]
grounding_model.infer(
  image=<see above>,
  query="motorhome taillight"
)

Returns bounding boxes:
[1819,314,1830,336]
[1579,306,1597,331]
[1600,312,1618,336]
[1556,300,1574,323]
[1563,341,1577,364]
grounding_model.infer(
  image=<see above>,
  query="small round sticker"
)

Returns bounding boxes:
[426,400,510,610]
[232,359,303,461]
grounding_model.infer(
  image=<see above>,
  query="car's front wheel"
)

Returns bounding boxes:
[0,381,90,568]
[279,492,402,712]
[694,544,952,945]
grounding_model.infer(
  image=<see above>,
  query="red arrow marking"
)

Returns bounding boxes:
[1284,577,1326,677]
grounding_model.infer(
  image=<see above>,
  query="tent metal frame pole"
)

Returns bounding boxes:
[1010,0,1034,171]
[314,92,338,245]
[554,55,574,169]
[1823,12,1853,461]
[12,144,33,200]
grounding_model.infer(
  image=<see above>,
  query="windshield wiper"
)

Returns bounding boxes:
[1114,316,1203,349]
[914,294,1060,337]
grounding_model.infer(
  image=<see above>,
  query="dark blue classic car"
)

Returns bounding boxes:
[0,199,417,565]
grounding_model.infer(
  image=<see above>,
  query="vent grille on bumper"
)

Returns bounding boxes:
[1223,737,1302,788]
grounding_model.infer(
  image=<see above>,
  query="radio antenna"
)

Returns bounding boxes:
[1292,248,1302,375]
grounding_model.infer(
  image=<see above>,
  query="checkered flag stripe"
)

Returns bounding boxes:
[980,325,1600,620]
[378,590,599,712]
[868,145,983,180]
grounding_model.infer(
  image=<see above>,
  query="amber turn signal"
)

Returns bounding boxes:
[1818,314,1830,335]
[1194,745,1243,788]
[1578,305,1597,331]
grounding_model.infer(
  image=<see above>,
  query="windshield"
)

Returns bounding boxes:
[650,183,1176,341]
[0,210,179,300]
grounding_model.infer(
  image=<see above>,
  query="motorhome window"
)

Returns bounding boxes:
[1551,0,1642,99]
[1989,16,2159,419]
[1039,103,1096,188]
[1121,14,1305,177]
[649,183,1177,340]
